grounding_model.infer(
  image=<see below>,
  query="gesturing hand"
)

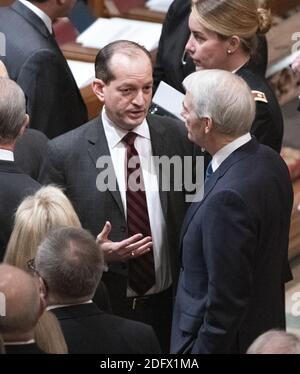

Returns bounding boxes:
[96,221,152,262]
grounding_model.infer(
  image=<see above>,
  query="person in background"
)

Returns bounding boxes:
[34,226,161,354]
[0,77,40,260]
[153,0,268,94]
[247,330,300,354]
[4,185,111,314]
[0,0,88,138]
[184,0,283,153]
[0,61,49,181]
[0,264,46,354]
[171,69,293,354]
[4,184,152,351]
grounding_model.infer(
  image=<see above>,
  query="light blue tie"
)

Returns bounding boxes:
[205,161,213,181]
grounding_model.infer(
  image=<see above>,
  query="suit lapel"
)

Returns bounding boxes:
[86,117,124,216]
[147,115,168,218]
[12,1,52,40]
[179,138,258,245]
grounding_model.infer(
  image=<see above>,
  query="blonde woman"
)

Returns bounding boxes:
[4,185,81,269]
[4,185,110,354]
[185,0,283,153]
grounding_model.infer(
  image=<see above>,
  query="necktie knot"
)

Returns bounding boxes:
[122,132,137,147]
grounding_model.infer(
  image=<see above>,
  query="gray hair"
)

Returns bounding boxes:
[183,69,256,137]
[35,227,104,303]
[247,330,300,354]
[0,78,27,144]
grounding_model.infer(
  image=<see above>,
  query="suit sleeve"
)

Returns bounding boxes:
[192,190,258,353]
[17,49,71,138]
[250,102,282,153]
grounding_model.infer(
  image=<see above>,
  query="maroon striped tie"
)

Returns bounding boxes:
[122,132,156,295]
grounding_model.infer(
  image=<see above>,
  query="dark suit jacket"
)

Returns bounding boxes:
[39,114,198,304]
[236,65,284,153]
[0,160,40,260]
[0,1,88,139]
[5,343,45,354]
[15,129,48,181]
[170,138,293,354]
[153,0,268,94]
[52,302,161,354]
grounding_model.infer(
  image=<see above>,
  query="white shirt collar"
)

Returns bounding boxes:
[102,107,150,148]
[19,0,52,34]
[47,299,93,311]
[211,133,251,172]
[232,59,250,74]
[0,149,14,161]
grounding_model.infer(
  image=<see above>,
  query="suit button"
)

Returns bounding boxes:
[120,226,126,233]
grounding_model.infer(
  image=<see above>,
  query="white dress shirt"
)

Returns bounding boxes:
[0,149,14,161]
[102,108,172,296]
[211,133,252,173]
[19,0,52,34]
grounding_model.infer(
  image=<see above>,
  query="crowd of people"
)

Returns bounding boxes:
[0,0,299,354]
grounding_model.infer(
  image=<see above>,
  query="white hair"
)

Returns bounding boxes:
[183,69,256,137]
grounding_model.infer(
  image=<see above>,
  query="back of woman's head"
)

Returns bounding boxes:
[4,185,81,270]
[192,0,271,55]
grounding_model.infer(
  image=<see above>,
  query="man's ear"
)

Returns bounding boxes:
[37,276,48,313]
[92,78,106,103]
[204,117,213,134]
[18,114,29,138]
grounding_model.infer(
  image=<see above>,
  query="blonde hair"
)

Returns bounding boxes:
[3,186,80,354]
[35,311,68,354]
[4,185,81,270]
[192,0,272,55]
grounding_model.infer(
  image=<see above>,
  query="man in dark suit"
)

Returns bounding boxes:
[171,69,293,354]
[39,40,199,352]
[15,128,48,180]
[35,226,161,354]
[0,264,45,354]
[0,0,88,138]
[0,78,40,260]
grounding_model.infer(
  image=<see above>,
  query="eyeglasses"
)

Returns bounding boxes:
[27,258,48,293]
[27,258,36,273]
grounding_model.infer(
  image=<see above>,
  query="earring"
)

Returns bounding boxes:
[227,50,232,55]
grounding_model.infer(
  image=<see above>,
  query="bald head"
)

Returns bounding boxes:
[0,264,41,339]
[247,330,300,354]
[0,61,8,78]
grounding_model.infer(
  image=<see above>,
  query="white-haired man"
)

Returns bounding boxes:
[171,69,293,354]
